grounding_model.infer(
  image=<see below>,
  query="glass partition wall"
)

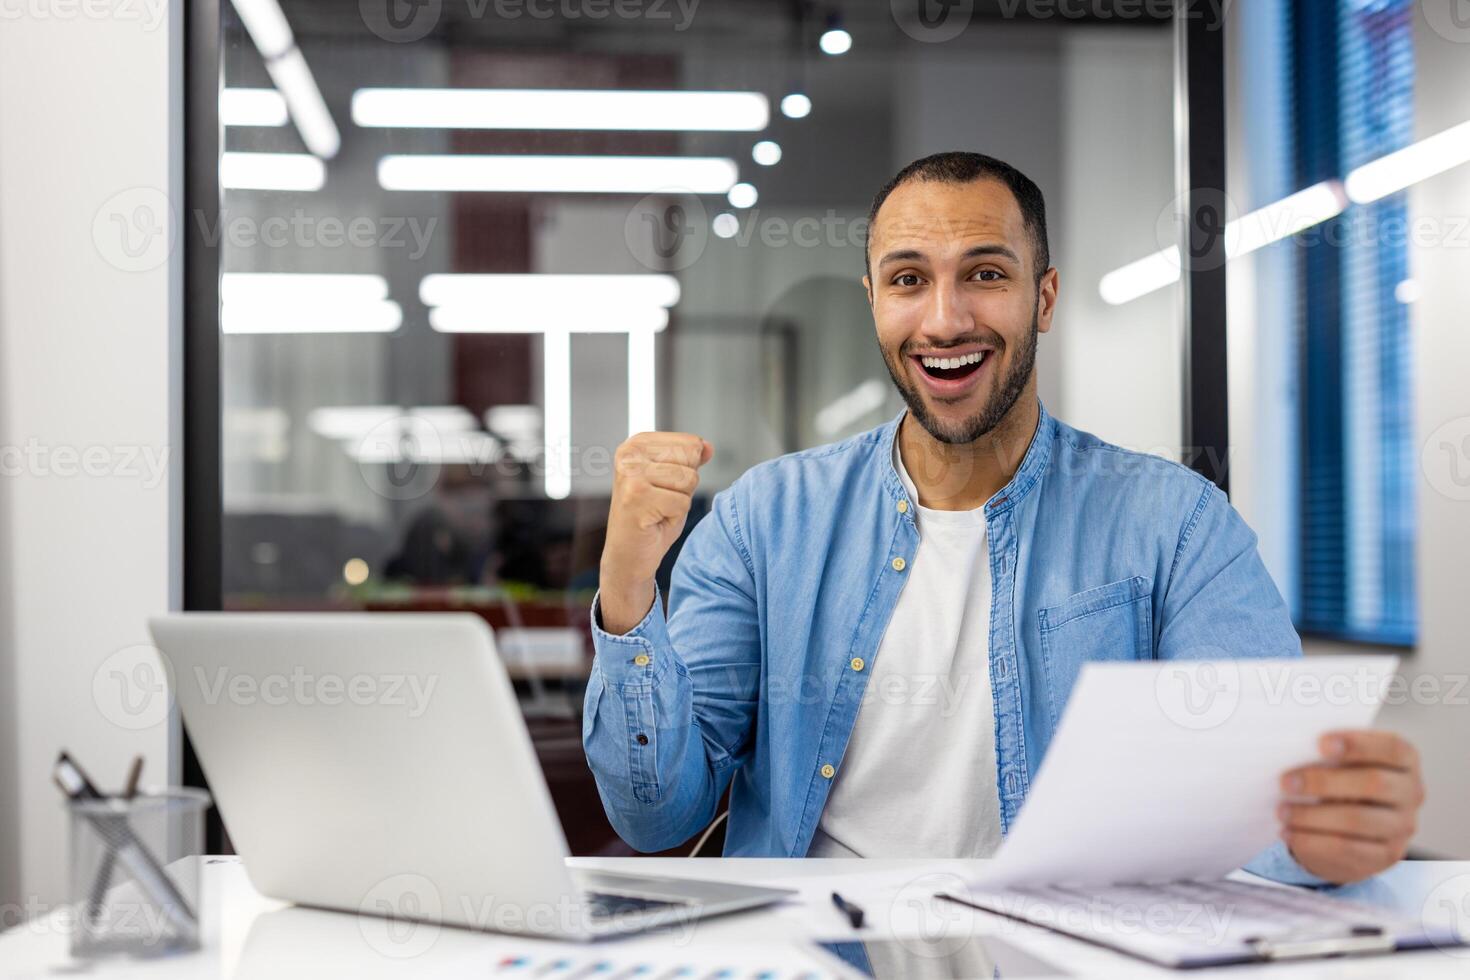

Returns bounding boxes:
[213,0,1177,854]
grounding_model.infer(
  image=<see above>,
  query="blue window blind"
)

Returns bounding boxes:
[1291,0,1417,646]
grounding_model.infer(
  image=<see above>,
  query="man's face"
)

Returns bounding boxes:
[864,178,1057,445]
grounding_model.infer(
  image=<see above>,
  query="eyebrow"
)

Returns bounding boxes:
[876,243,1022,269]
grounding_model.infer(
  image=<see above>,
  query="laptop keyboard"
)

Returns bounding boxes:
[583,891,687,919]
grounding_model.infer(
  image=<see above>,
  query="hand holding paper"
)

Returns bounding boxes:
[974,655,1400,889]
[1279,727,1425,884]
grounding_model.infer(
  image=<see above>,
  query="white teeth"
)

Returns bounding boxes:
[920,351,985,370]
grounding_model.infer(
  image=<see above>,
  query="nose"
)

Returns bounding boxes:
[921,278,972,343]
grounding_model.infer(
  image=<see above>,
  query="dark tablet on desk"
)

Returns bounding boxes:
[816,935,1069,978]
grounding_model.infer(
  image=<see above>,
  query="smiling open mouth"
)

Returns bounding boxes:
[915,350,988,382]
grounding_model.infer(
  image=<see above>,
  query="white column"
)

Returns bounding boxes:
[543,330,571,500]
[627,327,657,437]
[0,0,181,907]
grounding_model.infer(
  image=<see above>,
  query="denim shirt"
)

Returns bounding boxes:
[583,403,1325,885]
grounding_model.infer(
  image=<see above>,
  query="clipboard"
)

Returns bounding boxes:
[938,880,1467,968]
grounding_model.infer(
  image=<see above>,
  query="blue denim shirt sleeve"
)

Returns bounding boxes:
[582,488,761,853]
[1159,482,1332,887]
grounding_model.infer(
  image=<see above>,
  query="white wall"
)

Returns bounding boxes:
[1054,29,1180,451]
[0,0,180,909]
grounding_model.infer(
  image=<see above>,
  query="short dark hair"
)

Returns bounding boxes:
[865,151,1050,283]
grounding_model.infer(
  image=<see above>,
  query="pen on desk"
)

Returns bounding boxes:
[122,755,144,798]
[53,751,197,936]
[85,755,144,924]
[831,891,865,929]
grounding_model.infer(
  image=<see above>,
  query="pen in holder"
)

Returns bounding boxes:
[65,787,211,958]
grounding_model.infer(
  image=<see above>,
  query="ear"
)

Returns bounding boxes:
[1036,267,1060,334]
[862,274,874,307]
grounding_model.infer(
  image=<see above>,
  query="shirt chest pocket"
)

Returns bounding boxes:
[1038,575,1153,731]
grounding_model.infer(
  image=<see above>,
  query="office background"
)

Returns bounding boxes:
[1,0,1468,909]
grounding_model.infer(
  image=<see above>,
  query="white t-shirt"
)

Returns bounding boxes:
[807,438,1004,858]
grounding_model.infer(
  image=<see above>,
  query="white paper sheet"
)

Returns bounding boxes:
[973,656,1398,888]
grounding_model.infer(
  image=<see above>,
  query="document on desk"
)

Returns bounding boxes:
[975,656,1398,890]
[940,656,1467,968]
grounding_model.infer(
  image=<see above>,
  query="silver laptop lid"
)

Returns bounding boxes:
[148,612,585,935]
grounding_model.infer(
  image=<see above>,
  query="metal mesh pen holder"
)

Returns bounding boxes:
[66,787,211,959]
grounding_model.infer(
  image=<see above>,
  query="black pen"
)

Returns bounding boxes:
[54,751,197,936]
[87,756,146,923]
[831,890,865,929]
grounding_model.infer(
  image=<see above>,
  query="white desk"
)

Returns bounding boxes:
[2,857,1468,979]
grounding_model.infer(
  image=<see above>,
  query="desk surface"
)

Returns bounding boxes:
[3,857,1468,979]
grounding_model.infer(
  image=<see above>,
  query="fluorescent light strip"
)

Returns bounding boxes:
[1108,116,1470,301]
[228,0,293,59]
[543,331,571,500]
[266,48,341,159]
[378,155,739,194]
[227,0,340,159]
[352,88,769,132]
[815,378,888,437]
[1099,181,1347,306]
[222,300,402,334]
[309,405,477,440]
[222,273,389,305]
[1098,248,1181,306]
[221,151,326,191]
[1345,118,1470,204]
[420,273,680,310]
[1224,181,1346,255]
[627,328,656,438]
[221,88,289,127]
[428,306,668,334]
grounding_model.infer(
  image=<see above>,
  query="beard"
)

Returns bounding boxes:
[880,302,1039,446]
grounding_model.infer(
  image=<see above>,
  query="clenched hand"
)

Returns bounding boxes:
[598,432,714,635]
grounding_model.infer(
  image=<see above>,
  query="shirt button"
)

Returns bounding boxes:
[635,733,649,746]
[891,556,906,572]
[633,654,651,667]
[896,499,909,514]
[820,764,836,779]
[850,657,865,672]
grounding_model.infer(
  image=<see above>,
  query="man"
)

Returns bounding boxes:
[583,152,1424,885]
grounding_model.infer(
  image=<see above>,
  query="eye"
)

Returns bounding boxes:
[972,269,1005,282]
[892,272,923,288]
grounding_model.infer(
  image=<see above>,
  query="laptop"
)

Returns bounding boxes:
[147,613,792,939]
